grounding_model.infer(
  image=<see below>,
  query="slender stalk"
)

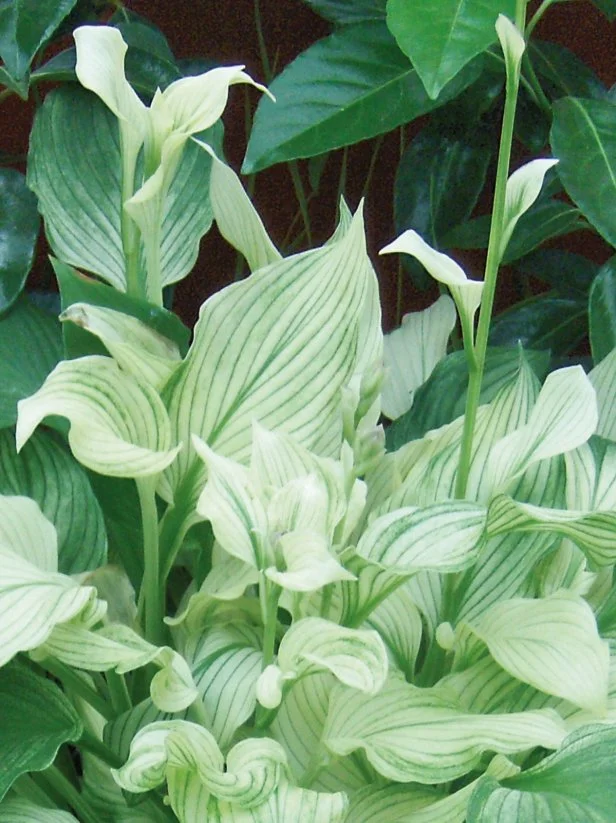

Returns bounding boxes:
[254,577,280,727]
[40,766,99,823]
[137,475,165,646]
[42,659,114,720]
[288,161,313,246]
[106,670,132,715]
[360,134,385,203]
[12,774,56,807]
[525,0,560,38]
[454,7,524,499]
[335,146,349,208]
[254,0,272,82]
[120,139,143,301]
[79,729,124,768]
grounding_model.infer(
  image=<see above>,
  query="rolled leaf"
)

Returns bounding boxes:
[500,159,559,259]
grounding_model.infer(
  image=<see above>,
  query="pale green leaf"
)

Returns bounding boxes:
[469,591,610,713]
[365,584,423,679]
[381,295,456,420]
[589,346,616,441]
[323,677,566,784]
[16,356,181,478]
[215,779,348,822]
[266,530,355,592]
[500,159,559,259]
[61,302,181,390]
[0,798,78,822]
[495,13,526,77]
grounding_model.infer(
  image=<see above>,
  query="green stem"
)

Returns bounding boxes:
[40,766,99,823]
[120,138,143,301]
[254,577,280,727]
[254,0,272,82]
[521,53,552,116]
[525,0,560,38]
[137,475,165,646]
[79,729,124,768]
[106,670,132,715]
[42,659,114,720]
[12,774,56,807]
[288,161,313,247]
[454,9,524,500]
[360,134,385,202]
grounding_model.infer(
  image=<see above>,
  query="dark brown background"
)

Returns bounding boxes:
[6,0,616,329]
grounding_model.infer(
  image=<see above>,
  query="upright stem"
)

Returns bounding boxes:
[454,8,525,500]
[288,161,313,246]
[119,136,143,301]
[39,766,99,823]
[137,475,164,646]
[41,659,114,720]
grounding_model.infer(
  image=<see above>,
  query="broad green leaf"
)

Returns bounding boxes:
[469,592,609,713]
[0,297,62,428]
[16,356,181,478]
[381,295,456,420]
[61,302,181,390]
[387,347,548,448]
[0,798,77,822]
[0,0,78,82]
[0,495,97,666]
[590,0,616,20]
[514,248,598,297]
[385,0,517,99]
[487,493,616,567]
[467,725,616,822]
[257,618,388,708]
[162,204,377,516]
[551,97,616,246]
[53,257,190,359]
[530,41,606,100]
[301,0,386,24]
[243,22,480,173]
[323,677,566,784]
[0,659,82,801]
[486,366,597,493]
[356,501,486,574]
[0,429,106,574]
[28,86,218,292]
[0,169,39,314]
[502,201,584,265]
[589,257,616,364]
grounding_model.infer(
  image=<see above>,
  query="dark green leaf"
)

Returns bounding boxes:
[589,256,616,363]
[0,659,82,801]
[0,169,39,314]
[503,200,585,263]
[489,293,587,356]
[515,249,598,297]
[53,258,190,359]
[443,213,492,249]
[590,0,616,20]
[243,21,482,173]
[0,297,62,428]
[0,0,78,82]
[551,97,616,246]
[301,0,386,23]
[385,0,516,99]
[0,64,28,98]
[530,41,606,100]
[468,725,616,822]
[386,347,549,449]
[0,428,107,574]
[514,85,551,152]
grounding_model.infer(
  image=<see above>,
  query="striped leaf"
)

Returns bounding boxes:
[323,677,567,784]
[0,496,97,667]
[208,780,348,821]
[355,501,486,574]
[257,618,388,709]
[162,203,378,509]
[16,356,181,478]
[365,584,423,679]
[468,592,610,714]
[0,799,78,822]
[381,295,456,420]
[0,429,106,574]
[590,346,616,441]
[487,493,616,567]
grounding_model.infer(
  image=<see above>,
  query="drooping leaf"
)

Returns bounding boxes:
[385,0,517,99]
[0,0,79,82]
[0,659,83,801]
[0,169,39,314]
[243,21,481,173]
[301,0,386,24]
[0,429,106,574]
[0,297,62,429]
[0,798,78,822]
[467,725,616,822]
[551,97,616,246]
[589,256,616,364]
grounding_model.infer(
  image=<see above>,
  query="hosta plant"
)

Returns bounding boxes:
[1,5,616,823]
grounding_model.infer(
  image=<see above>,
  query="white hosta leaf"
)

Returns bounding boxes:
[217,779,348,822]
[380,230,483,328]
[16,356,181,478]
[195,143,281,271]
[0,497,97,667]
[495,14,525,74]
[500,158,558,259]
[469,591,609,714]
[487,493,616,567]
[61,303,181,390]
[193,437,268,568]
[565,439,616,513]
[0,798,78,822]
[589,346,616,441]
[265,530,355,592]
[381,295,456,420]
[356,501,486,574]
[35,622,198,712]
[486,366,597,492]
[256,618,387,708]
[163,203,378,501]
[365,585,423,679]
[323,677,566,784]
[113,720,287,813]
